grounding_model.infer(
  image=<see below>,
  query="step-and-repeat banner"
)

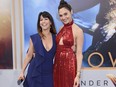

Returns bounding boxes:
[23,0,116,87]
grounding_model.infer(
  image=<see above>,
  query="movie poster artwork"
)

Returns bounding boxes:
[0,0,13,69]
[82,0,116,67]
[23,0,116,68]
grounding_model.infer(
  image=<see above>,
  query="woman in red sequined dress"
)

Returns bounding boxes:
[53,0,84,87]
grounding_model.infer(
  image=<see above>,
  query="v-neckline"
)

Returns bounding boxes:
[41,34,53,52]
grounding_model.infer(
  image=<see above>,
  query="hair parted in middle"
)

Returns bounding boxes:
[37,11,56,38]
[58,0,72,12]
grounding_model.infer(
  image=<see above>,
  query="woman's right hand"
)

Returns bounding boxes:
[18,71,25,81]
[73,75,80,87]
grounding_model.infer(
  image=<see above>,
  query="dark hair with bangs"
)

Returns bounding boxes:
[37,11,56,38]
[58,0,72,12]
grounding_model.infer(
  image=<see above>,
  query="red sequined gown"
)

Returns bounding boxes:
[54,21,78,87]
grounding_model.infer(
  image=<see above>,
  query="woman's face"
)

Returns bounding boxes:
[40,15,51,31]
[59,7,72,24]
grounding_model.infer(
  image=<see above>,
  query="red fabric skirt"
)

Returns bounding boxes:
[53,45,78,87]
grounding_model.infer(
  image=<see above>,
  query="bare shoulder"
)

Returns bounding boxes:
[72,23,83,36]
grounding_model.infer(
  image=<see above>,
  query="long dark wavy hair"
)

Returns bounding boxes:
[37,11,56,38]
[58,0,72,12]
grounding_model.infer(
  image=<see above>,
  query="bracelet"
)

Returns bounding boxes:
[76,74,81,78]
[77,71,81,73]
[76,71,81,78]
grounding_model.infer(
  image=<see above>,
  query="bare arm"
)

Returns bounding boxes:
[76,29,83,75]
[21,38,34,73]
[18,38,34,80]
[73,24,84,87]
[76,27,83,76]
[73,24,84,75]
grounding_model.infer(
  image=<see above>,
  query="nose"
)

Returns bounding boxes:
[62,15,65,20]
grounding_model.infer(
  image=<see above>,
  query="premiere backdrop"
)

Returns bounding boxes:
[0,0,115,87]
[23,0,116,67]
[23,0,99,64]
[23,0,116,87]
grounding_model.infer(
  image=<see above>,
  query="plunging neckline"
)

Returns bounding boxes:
[41,34,53,52]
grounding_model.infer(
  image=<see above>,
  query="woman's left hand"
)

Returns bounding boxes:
[73,75,80,87]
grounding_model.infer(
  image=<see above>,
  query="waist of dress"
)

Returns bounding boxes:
[56,45,73,51]
[41,71,53,76]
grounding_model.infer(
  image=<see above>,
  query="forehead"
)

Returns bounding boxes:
[40,15,49,19]
[59,8,70,15]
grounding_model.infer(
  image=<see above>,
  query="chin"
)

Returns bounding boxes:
[42,28,48,30]
[63,22,69,24]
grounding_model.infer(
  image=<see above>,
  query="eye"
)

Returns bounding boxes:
[44,18,49,20]
[40,19,43,21]
[59,14,62,17]
[64,13,67,16]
